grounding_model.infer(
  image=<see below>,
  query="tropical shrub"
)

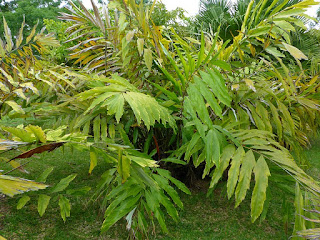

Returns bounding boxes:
[0,0,320,239]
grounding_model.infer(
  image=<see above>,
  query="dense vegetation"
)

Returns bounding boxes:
[0,0,320,239]
[0,0,68,36]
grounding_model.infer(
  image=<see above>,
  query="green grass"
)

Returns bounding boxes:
[0,142,319,240]
[305,138,320,181]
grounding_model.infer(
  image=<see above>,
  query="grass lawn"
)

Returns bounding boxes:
[0,140,319,240]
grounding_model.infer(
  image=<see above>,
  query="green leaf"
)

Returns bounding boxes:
[210,145,235,188]
[187,84,212,127]
[36,167,54,183]
[278,101,295,135]
[59,195,71,222]
[144,48,153,71]
[268,101,282,140]
[123,91,176,130]
[85,92,116,114]
[154,208,168,233]
[89,147,98,174]
[235,150,256,208]
[193,76,222,118]
[168,176,191,195]
[265,47,285,58]
[93,115,101,142]
[184,98,206,139]
[101,194,141,233]
[293,183,306,238]
[204,129,220,177]
[106,94,125,123]
[174,44,189,79]
[109,123,115,139]
[211,60,231,71]
[241,0,254,32]
[117,152,131,183]
[247,103,265,130]
[158,191,179,222]
[156,62,182,94]
[185,132,201,160]
[101,117,108,141]
[148,81,180,102]
[51,174,77,193]
[5,101,25,114]
[200,69,232,107]
[227,146,245,199]
[161,158,187,165]
[17,196,30,210]
[156,168,191,195]
[251,156,270,222]
[38,194,51,217]
[25,125,46,143]
[248,26,271,37]
[144,188,158,210]
[196,32,205,68]
[160,43,186,88]
[152,174,183,209]
[256,103,272,132]
[274,21,295,31]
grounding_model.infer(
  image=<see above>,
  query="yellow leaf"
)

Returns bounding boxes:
[0,175,47,197]
[4,101,25,114]
[249,43,256,57]
[144,48,153,71]
[232,84,240,91]
[0,82,10,93]
[25,125,47,143]
[9,160,28,173]
[0,67,17,87]
[282,42,308,60]
[3,17,12,52]
[137,38,144,56]
[13,89,27,100]
[244,79,256,92]
[126,31,135,42]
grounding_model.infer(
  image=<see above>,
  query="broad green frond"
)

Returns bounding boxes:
[74,75,176,131]
[251,156,270,223]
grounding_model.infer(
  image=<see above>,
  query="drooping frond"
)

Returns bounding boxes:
[63,74,176,139]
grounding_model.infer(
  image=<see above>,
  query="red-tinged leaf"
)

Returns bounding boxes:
[10,142,65,161]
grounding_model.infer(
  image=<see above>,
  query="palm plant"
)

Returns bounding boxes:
[196,0,304,41]
[54,0,320,229]
[0,16,61,118]
[1,0,320,239]
[196,0,242,40]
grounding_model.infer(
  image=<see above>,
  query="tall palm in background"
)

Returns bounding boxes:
[196,0,320,72]
[196,0,303,41]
